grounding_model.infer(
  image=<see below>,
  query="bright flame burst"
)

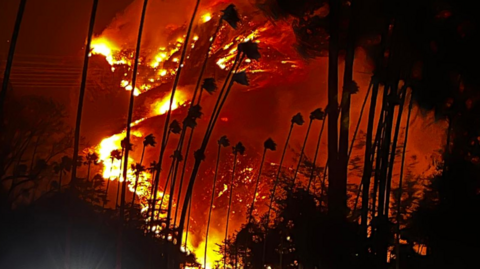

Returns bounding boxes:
[202,13,212,23]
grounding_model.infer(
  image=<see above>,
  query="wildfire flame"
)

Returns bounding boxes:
[87,5,313,267]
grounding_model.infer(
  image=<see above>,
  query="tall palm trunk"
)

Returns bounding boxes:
[338,0,357,218]
[173,17,225,229]
[150,0,201,237]
[350,82,374,213]
[262,122,294,265]
[174,128,194,227]
[116,3,149,266]
[119,0,149,224]
[157,161,175,221]
[224,152,239,269]
[371,87,388,227]
[249,148,267,222]
[0,0,27,121]
[66,3,99,268]
[307,117,326,191]
[376,86,396,267]
[204,143,223,268]
[377,86,394,219]
[184,198,192,249]
[177,54,243,248]
[87,163,91,182]
[131,145,146,207]
[116,151,124,210]
[326,0,341,218]
[166,133,186,229]
[395,89,413,269]
[103,158,114,208]
[71,0,99,187]
[292,119,313,186]
[192,19,224,105]
[149,131,171,223]
[384,85,407,218]
[348,81,373,210]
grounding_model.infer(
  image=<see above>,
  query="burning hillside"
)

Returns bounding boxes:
[84,1,310,267]
[80,1,446,268]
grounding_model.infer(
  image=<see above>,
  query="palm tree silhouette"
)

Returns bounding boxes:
[130,163,146,207]
[85,152,99,182]
[292,108,324,186]
[148,1,203,251]
[130,134,156,206]
[249,138,276,223]
[178,40,258,248]
[53,156,72,192]
[173,106,204,228]
[307,109,327,192]
[262,113,304,265]
[103,149,121,208]
[224,142,245,269]
[204,135,230,269]
[116,138,131,210]
[193,4,240,105]
[149,121,181,226]
[175,5,240,237]
[119,0,149,240]
[70,0,99,190]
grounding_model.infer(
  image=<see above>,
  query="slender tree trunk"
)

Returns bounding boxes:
[171,20,223,229]
[292,119,313,186]
[103,158,114,208]
[350,83,374,215]
[377,86,394,219]
[338,0,357,220]
[184,198,192,249]
[204,144,222,268]
[307,117,326,192]
[262,123,294,265]
[71,0,99,187]
[157,161,175,221]
[116,1,149,267]
[377,87,396,268]
[192,20,223,105]
[177,54,243,248]
[149,131,170,224]
[131,145,146,207]
[224,153,239,269]
[150,1,201,246]
[0,0,27,120]
[327,0,342,218]
[395,89,413,269]
[166,137,185,229]
[384,85,407,218]
[206,55,244,140]
[65,4,99,268]
[116,153,124,210]
[249,148,267,222]
[174,128,194,227]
